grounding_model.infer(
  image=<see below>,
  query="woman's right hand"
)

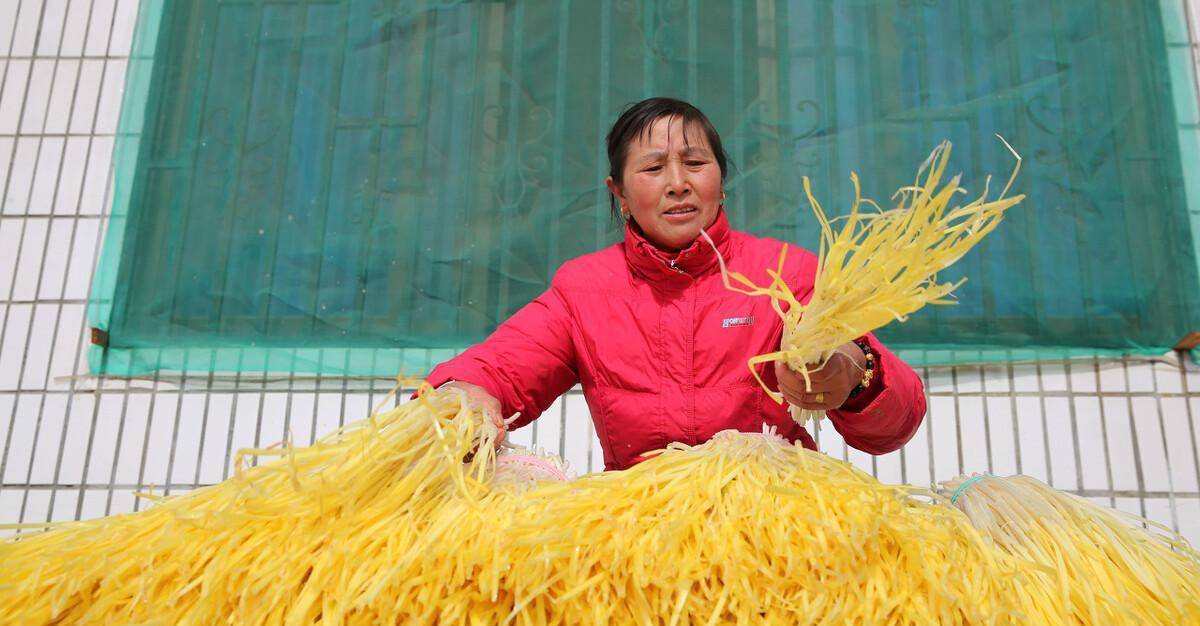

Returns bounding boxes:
[439,381,509,447]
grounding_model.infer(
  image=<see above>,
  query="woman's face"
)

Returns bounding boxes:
[606,116,723,253]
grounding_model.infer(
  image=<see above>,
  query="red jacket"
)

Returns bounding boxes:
[427,210,926,470]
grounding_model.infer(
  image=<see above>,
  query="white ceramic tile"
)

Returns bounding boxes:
[1159,397,1199,492]
[54,135,87,213]
[48,488,79,523]
[925,366,954,393]
[588,429,604,473]
[561,393,594,477]
[19,59,54,133]
[1098,362,1127,392]
[45,304,84,389]
[1155,360,1184,394]
[3,137,38,213]
[927,396,957,479]
[42,57,78,133]
[1131,397,1172,492]
[63,217,99,298]
[1039,362,1067,392]
[110,0,138,57]
[197,393,233,484]
[0,3,20,57]
[874,447,903,485]
[981,363,1010,392]
[0,216,20,296]
[11,217,49,299]
[84,0,117,57]
[343,393,370,425]
[24,395,68,485]
[28,136,64,214]
[505,419,533,448]
[1066,359,1097,392]
[1073,396,1110,490]
[77,135,112,214]
[36,217,72,298]
[984,397,1018,476]
[312,392,342,443]
[167,393,205,486]
[1144,498,1175,533]
[110,391,150,484]
[84,393,126,484]
[55,391,94,483]
[0,304,32,390]
[18,489,51,525]
[847,447,873,476]
[0,60,31,136]
[1126,362,1156,393]
[1015,395,1047,481]
[1011,363,1040,392]
[954,365,983,393]
[67,58,102,134]
[1177,497,1200,548]
[36,0,71,57]
[1,392,40,483]
[286,393,315,446]
[532,396,564,456]
[1043,396,1078,490]
[10,0,42,57]
[958,396,989,476]
[139,391,178,485]
[227,394,263,470]
[0,490,22,537]
[0,136,11,201]
[0,393,13,467]
[94,58,123,134]
[59,0,92,58]
[19,303,57,390]
[255,393,289,454]
[1113,496,1144,517]
[79,488,109,521]
[1102,398,1139,492]
[109,488,136,516]
[901,416,933,487]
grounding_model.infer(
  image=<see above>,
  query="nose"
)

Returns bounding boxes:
[664,161,690,197]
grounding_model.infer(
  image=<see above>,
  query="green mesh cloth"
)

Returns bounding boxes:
[90,0,1200,376]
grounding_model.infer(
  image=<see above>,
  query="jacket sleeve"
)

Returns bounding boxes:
[826,333,926,455]
[423,275,578,430]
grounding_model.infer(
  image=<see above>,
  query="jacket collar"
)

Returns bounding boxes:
[624,209,733,284]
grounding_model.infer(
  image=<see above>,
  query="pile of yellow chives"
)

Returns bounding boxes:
[0,382,502,624]
[2,384,1031,624]
[941,473,1200,623]
[704,139,1025,429]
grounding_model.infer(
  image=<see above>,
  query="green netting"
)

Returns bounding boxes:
[89,0,1200,377]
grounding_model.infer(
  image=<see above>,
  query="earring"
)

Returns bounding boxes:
[621,206,631,220]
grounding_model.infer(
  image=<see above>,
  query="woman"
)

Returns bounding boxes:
[427,97,925,470]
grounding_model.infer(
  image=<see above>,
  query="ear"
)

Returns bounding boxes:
[605,176,625,207]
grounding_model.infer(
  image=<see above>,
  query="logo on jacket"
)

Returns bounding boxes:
[722,316,754,328]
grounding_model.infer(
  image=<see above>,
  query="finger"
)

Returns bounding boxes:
[779,380,830,399]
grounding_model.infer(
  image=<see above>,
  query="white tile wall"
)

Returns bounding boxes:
[0,0,1198,557]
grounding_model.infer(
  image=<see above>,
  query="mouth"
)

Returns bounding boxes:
[663,204,698,217]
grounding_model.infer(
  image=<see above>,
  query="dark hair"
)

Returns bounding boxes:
[605,97,731,220]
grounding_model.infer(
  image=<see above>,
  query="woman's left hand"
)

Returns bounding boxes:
[775,342,867,411]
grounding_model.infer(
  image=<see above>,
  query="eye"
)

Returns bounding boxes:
[643,165,662,172]
[687,160,706,166]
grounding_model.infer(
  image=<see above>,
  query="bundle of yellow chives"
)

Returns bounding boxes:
[940,473,1200,623]
[705,139,1025,429]
[3,384,1032,624]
